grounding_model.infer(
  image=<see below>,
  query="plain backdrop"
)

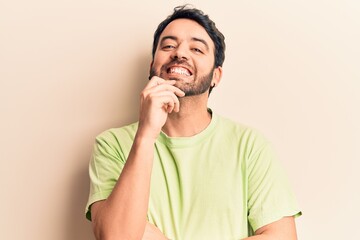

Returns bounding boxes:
[1,0,359,239]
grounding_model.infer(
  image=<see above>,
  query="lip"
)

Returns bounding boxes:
[166,65,193,76]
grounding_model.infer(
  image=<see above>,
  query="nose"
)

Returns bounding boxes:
[171,44,188,60]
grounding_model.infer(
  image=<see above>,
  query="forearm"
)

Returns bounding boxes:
[242,235,272,240]
[241,217,297,240]
[93,133,155,240]
[91,77,184,240]
[242,234,294,240]
[142,222,170,240]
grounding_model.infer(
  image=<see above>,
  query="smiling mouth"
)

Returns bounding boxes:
[167,66,192,76]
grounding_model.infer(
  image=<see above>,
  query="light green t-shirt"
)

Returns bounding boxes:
[85,113,301,239]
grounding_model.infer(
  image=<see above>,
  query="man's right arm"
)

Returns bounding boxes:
[89,77,184,240]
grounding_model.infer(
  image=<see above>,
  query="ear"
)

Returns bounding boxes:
[211,66,223,87]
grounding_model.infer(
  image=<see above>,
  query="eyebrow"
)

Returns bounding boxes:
[159,36,177,45]
[192,37,209,51]
[160,35,210,51]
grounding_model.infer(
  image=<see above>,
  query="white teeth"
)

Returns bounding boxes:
[169,67,191,76]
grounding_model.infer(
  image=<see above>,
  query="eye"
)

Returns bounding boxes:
[162,45,175,50]
[193,48,203,54]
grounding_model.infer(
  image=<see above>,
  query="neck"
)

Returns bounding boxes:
[162,93,212,137]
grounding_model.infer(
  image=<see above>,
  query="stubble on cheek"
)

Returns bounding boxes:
[149,65,214,96]
[149,66,169,80]
[148,67,157,80]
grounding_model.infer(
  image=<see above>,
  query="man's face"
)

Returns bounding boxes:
[150,18,218,96]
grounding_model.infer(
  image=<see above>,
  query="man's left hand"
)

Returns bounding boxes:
[142,222,169,240]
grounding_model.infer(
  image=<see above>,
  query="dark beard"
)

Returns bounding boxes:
[149,66,214,97]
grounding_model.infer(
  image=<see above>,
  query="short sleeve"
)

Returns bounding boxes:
[247,134,302,232]
[85,130,127,221]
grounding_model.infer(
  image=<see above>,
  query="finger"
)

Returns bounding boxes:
[165,101,174,113]
[156,95,175,113]
[142,87,184,105]
[146,76,176,89]
[150,90,180,109]
[146,83,185,98]
[153,84,185,97]
[156,91,180,113]
[147,90,180,113]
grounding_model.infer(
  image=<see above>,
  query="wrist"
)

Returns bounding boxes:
[134,130,157,146]
[136,125,161,143]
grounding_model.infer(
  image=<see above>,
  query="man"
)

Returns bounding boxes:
[85,5,301,240]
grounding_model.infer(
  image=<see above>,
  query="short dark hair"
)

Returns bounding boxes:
[152,5,226,68]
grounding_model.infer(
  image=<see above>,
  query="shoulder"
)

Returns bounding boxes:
[214,114,271,155]
[96,122,138,140]
[215,114,268,142]
[90,122,139,163]
[94,122,138,149]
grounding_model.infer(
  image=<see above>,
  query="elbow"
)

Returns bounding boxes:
[92,217,144,240]
[90,201,146,240]
[92,217,106,240]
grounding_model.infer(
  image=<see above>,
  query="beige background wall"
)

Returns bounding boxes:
[1,0,359,239]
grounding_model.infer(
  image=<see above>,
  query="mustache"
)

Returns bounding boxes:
[161,59,193,72]
[149,59,193,80]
